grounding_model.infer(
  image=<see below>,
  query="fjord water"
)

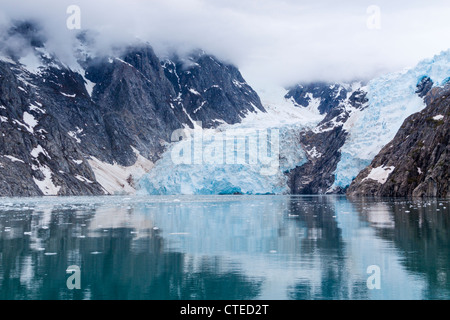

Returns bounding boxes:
[0,195,448,300]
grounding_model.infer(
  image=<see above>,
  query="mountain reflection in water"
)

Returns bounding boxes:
[0,196,448,300]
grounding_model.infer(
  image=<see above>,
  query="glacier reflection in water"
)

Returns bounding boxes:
[0,195,448,300]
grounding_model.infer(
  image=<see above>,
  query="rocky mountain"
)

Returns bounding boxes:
[161,51,264,128]
[286,83,369,194]
[0,21,448,197]
[287,50,449,196]
[137,48,449,197]
[0,59,105,196]
[347,84,449,197]
[285,82,354,115]
[0,22,264,196]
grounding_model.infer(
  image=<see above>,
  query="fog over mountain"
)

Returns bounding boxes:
[1,0,450,87]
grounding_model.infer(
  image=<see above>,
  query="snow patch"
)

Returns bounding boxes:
[232,79,245,88]
[88,147,154,195]
[19,52,43,74]
[22,112,38,133]
[31,145,50,159]
[32,165,61,196]
[0,56,16,65]
[84,78,95,97]
[60,92,76,98]
[68,127,83,143]
[240,85,324,129]
[306,146,322,159]
[193,101,206,114]
[75,175,93,184]
[3,155,25,164]
[362,166,395,185]
[188,88,201,96]
[304,93,322,114]
[29,103,46,114]
[433,115,444,121]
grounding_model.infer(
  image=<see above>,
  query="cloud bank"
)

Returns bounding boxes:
[1,0,449,87]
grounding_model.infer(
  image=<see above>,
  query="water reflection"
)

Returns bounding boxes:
[352,198,450,300]
[285,196,369,300]
[0,196,448,300]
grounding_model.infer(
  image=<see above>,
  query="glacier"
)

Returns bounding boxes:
[139,86,324,195]
[332,49,450,189]
[139,123,309,195]
[139,50,450,195]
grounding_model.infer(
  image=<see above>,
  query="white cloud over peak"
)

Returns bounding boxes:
[1,0,449,87]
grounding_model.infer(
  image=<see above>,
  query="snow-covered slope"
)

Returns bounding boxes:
[333,49,450,189]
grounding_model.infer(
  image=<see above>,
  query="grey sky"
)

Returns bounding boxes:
[1,0,449,87]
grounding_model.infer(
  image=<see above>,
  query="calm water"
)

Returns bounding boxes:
[0,195,448,300]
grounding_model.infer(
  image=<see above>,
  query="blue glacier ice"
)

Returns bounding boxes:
[139,124,309,195]
[333,49,450,189]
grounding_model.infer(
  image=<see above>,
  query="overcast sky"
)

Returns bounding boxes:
[1,0,450,87]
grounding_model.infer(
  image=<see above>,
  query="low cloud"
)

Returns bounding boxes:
[1,0,449,87]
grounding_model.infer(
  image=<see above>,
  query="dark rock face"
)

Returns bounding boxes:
[0,22,264,196]
[416,76,434,98]
[287,84,368,194]
[0,60,105,196]
[161,52,265,128]
[347,84,449,197]
[285,83,351,114]
[288,126,348,195]
[84,47,188,165]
